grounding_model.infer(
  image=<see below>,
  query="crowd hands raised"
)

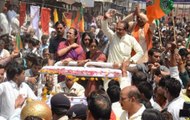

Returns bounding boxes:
[0,3,190,120]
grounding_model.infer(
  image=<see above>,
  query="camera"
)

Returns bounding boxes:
[179,102,190,118]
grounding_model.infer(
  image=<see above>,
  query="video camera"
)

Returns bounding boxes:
[179,102,190,118]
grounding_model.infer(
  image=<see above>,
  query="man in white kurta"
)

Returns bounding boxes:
[0,81,37,119]
[101,9,144,64]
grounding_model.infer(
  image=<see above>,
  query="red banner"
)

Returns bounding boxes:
[41,7,51,35]
[19,2,26,27]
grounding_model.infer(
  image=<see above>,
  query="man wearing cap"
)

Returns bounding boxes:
[122,5,156,63]
[51,93,71,120]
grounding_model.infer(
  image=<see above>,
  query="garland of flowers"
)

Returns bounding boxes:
[39,66,122,78]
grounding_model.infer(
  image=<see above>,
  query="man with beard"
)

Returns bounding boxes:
[48,21,66,65]
[101,9,143,64]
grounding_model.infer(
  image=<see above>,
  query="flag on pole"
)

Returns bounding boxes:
[15,34,23,52]
[41,7,51,34]
[53,8,59,23]
[78,7,85,32]
[146,0,174,23]
[19,2,26,27]
[71,7,84,32]
[71,11,80,29]
[62,12,72,28]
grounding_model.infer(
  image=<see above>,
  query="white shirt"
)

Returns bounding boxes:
[53,81,85,97]
[120,104,146,120]
[0,49,10,59]
[167,96,185,120]
[8,108,22,120]
[169,66,183,85]
[101,19,144,64]
[0,116,6,120]
[112,102,124,120]
[0,81,37,119]
[0,13,9,36]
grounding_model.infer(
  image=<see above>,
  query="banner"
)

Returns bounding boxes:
[30,5,40,38]
[19,2,26,27]
[146,0,174,23]
[30,5,40,30]
[41,8,51,34]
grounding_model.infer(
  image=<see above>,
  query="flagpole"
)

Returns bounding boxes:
[157,23,162,48]
[172,9,176,43]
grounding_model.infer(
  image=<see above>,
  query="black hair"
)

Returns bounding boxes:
[159,77,182,98]
[179,48,188,57]
[90,39,99,46]
[87,90,111,120]
[117,21,129,31]
[108,80,120,88]
[137,81,153,100]
[54,21,66,28]
[6,61,23,80]
[142,109,164,120]
[131,71,147,86]
[33,57,43,66]
[24,116,43,120]
[107,85,121,103]
[81,32,94,45]
[28,38,39,46]
[148,48,161,56]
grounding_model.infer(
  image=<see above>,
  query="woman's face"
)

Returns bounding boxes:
[67,29,76,43]
[89,42,97,53]
[83,35,91,47]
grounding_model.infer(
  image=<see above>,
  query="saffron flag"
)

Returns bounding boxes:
[41,7,51,35]
[62,12,72,28]
[71,7,84,32]
[19,2,26,27]
[146,0,174,23]
[53,8,58,23]
[78,7,85,32]
[15,34,23,52]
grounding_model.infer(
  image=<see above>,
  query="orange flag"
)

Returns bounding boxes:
[71,7,84,32]
[62,12,72,28]
[146,0,174,23]
[53,8,58,23]
[15,34,23,52]
[78,7,84,32]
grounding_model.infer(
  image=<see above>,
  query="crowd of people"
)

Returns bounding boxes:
[0,2,190,120]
